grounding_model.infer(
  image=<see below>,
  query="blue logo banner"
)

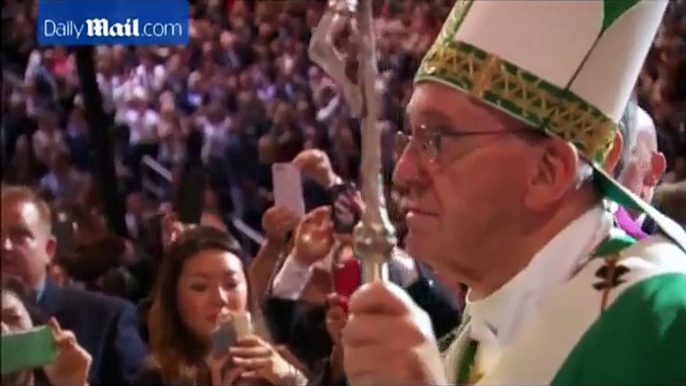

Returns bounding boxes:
[37,0,189,46]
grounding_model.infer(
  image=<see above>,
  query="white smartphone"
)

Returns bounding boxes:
[272,163,306,218]
[232,312,253,338]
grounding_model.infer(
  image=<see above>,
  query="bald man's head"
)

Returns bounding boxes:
[618,107,666,209]
[633,108,659,157]
[613,98,637,178]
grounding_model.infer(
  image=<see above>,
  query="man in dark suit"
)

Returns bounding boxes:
[1,186,148,385]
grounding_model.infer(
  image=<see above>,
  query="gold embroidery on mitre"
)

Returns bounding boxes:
[439,0,474,42]
[416,42,616,163]
[471,55,501,97]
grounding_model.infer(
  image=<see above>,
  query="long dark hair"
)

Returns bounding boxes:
[147,226,249,384]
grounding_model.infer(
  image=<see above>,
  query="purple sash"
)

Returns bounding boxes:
[614,206,647,240]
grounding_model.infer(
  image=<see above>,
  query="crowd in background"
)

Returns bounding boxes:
[1,0,450,300]
[2,0,449,232]
[1,0,685,385]
[636,0,686,179]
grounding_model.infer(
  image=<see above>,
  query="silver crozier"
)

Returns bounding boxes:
[309,0,396,283]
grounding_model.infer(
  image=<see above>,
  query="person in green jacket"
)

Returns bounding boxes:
[339,0,686,385]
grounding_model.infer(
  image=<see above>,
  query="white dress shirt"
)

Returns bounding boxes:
[271,253,316,300]
[272,247,420,300]
[123,108,160,145]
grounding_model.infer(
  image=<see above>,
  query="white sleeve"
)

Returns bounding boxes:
[24,50,42,81]
[271,254,313,300]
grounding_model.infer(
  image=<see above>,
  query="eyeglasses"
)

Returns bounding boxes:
[394,124,546,164]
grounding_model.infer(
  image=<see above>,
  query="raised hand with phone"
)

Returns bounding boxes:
[261,206,300,244]
[269,205,338,311]
[330,183,363,237]
[291,149,341,189]
[206,312,251,386]
[228,334,306,385]
[207,312,306,386]
[249,205,301,308]
[1,279,91,386]
[1,323,91,386]
[291,206,335,266]
[42,317,92,386]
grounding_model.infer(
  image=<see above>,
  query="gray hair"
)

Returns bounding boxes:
[575,158,594,190]
[614,95,639,178]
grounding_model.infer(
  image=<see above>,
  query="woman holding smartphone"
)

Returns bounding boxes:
[134,226,306,386]
[1,276,91,386]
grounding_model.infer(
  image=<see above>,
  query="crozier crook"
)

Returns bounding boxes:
[308,0,396,283]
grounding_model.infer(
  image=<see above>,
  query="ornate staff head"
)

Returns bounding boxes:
[309,0,396,283]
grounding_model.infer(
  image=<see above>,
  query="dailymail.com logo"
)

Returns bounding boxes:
[43,18,183,39]
[38,0,189,46]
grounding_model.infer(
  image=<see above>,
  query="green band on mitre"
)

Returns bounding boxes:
[413,0,619,164]
[414,40,617,164]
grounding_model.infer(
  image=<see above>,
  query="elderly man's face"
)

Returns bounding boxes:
[393,83,545,279]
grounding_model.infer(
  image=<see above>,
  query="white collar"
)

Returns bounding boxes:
[466,205,611,346]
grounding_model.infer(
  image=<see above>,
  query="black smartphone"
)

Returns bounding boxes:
[173,168,206,225]
[210,313,252,355]
[210,319,238,356]
[52,210,75,256]
[329,182,360,234]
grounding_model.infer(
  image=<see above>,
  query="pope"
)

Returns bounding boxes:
[342,0,686,385]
